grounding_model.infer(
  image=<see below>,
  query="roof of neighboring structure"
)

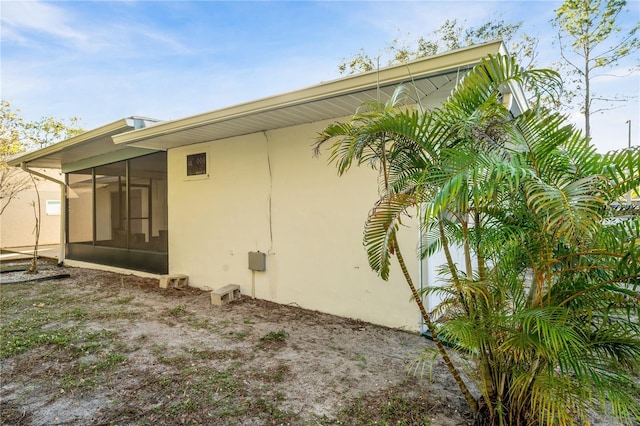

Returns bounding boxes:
[10,41,514,170]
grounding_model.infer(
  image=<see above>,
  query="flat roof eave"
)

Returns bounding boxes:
[7,117,162,169]
[10,40,507,168]
[113,41,505,150]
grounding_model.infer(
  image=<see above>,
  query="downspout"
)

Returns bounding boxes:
[20,163,66,266]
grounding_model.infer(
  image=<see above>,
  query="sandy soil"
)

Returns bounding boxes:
[1,261,472,425]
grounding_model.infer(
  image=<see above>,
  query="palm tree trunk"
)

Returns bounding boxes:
[462,218,474,279]
[394,241,479,414]
[475,211,486,282]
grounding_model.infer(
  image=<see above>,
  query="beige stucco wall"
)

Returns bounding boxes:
[0,168,63,249]
[168,119,422,331]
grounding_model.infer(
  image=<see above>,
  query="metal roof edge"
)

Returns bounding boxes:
[61,147,160,173]
[7,116,163,167]
[112,41,504,146]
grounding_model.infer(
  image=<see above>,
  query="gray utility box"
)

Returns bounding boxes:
[248,251,266,271]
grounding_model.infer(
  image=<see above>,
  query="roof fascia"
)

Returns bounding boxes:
[61,147,159,173]
[7,117,162,168]
[113,41,504,146]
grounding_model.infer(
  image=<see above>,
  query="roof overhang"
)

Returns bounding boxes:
[8,117,162,170]
[113,41,507,150]
[10,40,511,170]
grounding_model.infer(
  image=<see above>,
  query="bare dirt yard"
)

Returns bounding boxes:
[1,260,473,426]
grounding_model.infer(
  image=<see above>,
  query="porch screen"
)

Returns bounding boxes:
[95,162,126,248]
[129,153,168,252]
[67,169,93,244]
[66,152,168,253]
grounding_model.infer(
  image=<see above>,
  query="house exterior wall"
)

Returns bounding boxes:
[167,119,422,331]
[1,168,62,249]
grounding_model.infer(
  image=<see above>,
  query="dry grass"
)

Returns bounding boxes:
[0,260,470,426]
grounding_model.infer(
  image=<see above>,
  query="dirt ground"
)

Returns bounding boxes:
[1,260,473,426]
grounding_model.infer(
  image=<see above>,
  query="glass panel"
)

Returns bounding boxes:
[67,169,93,244]
[95,161,127,248]
[129,152,167,252]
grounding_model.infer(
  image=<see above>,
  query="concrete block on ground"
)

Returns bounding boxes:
[159,274,189,289]
[211,284,241,306]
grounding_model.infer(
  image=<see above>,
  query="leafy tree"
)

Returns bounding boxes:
[0,100,25,158]
[23,115,84,151]
[1,100,29,216]
[338,19,538,75]
[1,100,83,271]
[552,0,639,138]
[0,99,83,216]
[317,55,640,425]
[0,99,84,223]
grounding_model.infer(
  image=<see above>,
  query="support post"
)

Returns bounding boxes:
[19,163,66,265]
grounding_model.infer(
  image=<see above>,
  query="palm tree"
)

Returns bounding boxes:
[316,54,640,425]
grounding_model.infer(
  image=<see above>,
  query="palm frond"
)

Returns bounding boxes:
[364,193,416,280]
[600,146,640,202]
[525,175,604,242]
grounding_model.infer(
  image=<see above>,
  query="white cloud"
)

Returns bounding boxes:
[1,1,192,57]
[1,1,87,46]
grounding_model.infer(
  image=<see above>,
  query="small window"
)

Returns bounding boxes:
[46,200,61,216]
[186,153,208,179]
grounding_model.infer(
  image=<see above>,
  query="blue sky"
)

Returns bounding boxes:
[1,0,638,153]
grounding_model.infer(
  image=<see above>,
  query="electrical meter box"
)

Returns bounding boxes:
[248,251,266,271]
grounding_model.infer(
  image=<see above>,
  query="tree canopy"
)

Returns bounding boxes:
[553,0,639,138]
[0,100,84,215]
[338,18,537,75]
[338,0,638,145]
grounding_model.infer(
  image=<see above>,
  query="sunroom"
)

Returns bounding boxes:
[11,117,168,274]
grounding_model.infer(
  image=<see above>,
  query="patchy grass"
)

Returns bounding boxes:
[167,305,187,317]
[257,329,288,350]
[163,304,210,329]
[1,290,300,423]
[115,295,135,304]
[251,362,291,384]
[260,329,288,342]
[352,353,367,369]
[328,380,437,425]
[0,280,123,360]
[0,264,473,426]
[0,322,79,359]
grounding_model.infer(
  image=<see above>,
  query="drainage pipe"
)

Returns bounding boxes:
[19,163,66,265]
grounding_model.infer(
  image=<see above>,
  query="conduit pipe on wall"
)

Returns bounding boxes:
[19,163,66,265]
